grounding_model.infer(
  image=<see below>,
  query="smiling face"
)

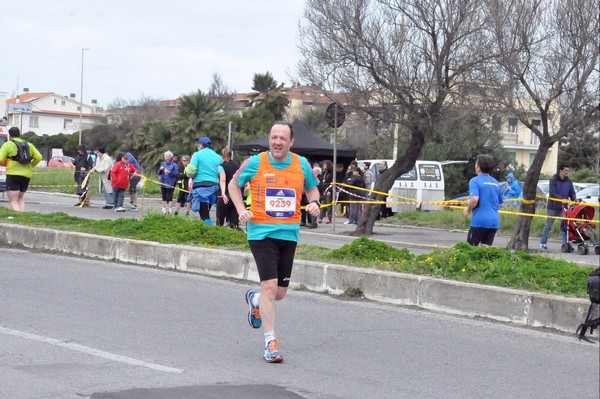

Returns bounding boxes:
[268,123,294,162]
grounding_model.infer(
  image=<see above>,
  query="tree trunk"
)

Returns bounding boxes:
[353,126,426,236]
[507,138,554,250]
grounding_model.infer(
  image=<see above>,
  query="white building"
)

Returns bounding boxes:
[4,91,103,136]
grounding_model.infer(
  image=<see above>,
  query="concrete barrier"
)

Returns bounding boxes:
[0,223,596,335]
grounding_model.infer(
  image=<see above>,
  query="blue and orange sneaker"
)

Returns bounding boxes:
[264,338,283,363]
[245,289,261,329]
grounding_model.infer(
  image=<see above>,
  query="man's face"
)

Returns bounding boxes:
[560,167,570,178]
[379,162,386,171]
[268,124,293,162]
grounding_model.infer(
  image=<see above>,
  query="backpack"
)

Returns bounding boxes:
[9,140,33,165]
[576,267,600,343]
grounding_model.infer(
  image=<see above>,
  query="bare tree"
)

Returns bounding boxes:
[298,0,492,234]
[484,0,599,250]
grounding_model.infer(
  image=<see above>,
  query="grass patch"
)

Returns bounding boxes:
[30,168,162,196]
[388,208,569,237]
[0,208,594,299]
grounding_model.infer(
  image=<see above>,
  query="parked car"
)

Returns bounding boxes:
[48,155,75,168]
[576,184,599,205]
[538,179,594,203]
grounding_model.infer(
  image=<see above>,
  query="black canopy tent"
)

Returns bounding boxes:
[232,119,357,167]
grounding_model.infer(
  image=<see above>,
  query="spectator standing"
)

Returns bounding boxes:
[92,146,114,209]
[363,162,374,188]
[73,144,94,207]
[174,155,192,216]
[377,161,393,218]
[540,164,577,251]
[228,122,320,363]
[157,151,179,215]
[463,154,503,246]
[111,153,138,212]
[503,172,522,206]
[189,136,223,225]
[127,151,142,210]
[344,165,365,225]
[0,127,42,211]
[318,160,333,224]
[217,148,241,229]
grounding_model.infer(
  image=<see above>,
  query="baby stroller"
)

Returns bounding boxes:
[561,204,600,255]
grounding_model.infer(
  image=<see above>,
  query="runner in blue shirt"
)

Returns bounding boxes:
[463,154,504,246]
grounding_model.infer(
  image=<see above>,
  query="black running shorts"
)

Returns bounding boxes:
[467,227,497,246]
[6,175,30,192]
[249,238,298,287]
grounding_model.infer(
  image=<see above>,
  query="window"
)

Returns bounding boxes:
[29,116,39,128]
[64,119,73,129]
[492,116,502,132]
[53,99,57,104]
[529,152,537,167]
[508,152,516,167]
[508,118,518,133]
[77,106,81,111]
[61,100,66,106]
[530,119,541,145]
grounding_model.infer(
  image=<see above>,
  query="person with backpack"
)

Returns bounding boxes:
[0,127,42,211]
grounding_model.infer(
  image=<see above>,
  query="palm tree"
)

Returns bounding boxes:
[173,90,228,149]
[248,72,289,120]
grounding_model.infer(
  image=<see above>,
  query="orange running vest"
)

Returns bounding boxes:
[249,152,304,224]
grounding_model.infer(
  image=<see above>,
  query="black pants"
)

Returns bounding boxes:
[216,198,239,228]
[199,202,211,221]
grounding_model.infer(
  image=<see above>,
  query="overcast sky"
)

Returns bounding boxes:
[0,0,306,108]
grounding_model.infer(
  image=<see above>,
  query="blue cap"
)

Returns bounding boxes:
[196,136,211,146]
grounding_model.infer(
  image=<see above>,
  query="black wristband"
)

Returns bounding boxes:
[311,199,321,207]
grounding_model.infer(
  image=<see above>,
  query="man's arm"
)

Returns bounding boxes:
[31,144,43,167]
[219,169,228,204]
[228,177,253,223]
[305,186,321,217]
[463,196,479,217]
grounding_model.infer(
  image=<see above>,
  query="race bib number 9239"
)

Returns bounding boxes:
[265,187,296,218]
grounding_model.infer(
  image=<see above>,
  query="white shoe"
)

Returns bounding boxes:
[344,220,352,225]
[115,207,126,212]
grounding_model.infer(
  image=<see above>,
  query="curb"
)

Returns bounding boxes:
[0,223,596,335]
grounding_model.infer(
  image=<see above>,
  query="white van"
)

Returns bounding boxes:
[357,159,446,212]
[0,125,9,192]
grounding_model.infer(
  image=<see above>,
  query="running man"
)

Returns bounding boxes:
[228,121,321,363]
[0,127,42,211]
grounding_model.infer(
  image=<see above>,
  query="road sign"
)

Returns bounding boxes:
[8,103,33,114]
[325,102,346,128]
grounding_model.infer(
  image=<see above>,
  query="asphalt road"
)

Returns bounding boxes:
[1,248,599,399]
[1,190,597,266]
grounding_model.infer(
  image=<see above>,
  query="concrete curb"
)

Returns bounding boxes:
[0,223,595,335]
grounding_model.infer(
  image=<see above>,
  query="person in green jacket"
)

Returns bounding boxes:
[0,127,43,211]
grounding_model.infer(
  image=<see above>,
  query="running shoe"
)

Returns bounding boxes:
[539,243,548,250]
[264,338,283,363]
[245,289,261,329]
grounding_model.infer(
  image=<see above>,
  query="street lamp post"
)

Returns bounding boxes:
[78,48,90,145]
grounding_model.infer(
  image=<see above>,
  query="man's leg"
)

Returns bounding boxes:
[259,279,280,335]
[7,190,22,211]
[540,209,560,246]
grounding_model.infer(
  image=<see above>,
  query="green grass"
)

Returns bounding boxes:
[388,208,583,238]
[0,208,595,299]
[30,167,162,196]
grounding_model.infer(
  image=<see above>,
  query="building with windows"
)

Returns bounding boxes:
[494,109,559,175]
[3,91,103,136]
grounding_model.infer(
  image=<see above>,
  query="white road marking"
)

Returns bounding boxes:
[0,326,184,374]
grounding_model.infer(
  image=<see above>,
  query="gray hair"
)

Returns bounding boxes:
[164,151,174,159]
